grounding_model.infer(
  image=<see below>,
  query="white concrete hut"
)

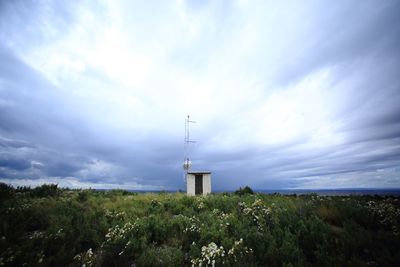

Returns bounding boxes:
[186,171,212,196]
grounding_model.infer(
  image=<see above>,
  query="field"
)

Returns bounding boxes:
[1,184,400,267]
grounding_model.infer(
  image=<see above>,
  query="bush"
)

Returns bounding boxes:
[15,185,31,193]
[0,182,14,201]
[1,189,400,266]
[31,184,60,197]
[235,186,254,196]
[77,190,91,202]
[137,246,183,267]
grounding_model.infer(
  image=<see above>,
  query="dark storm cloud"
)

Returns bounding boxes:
[0,45,78,144]
[1,0,400,190]
[0,136,33,149]
[0,45,183,188]
[0,158,31,171]
[0,46,131,185]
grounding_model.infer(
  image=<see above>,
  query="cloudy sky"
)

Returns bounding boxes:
[0,0,399,190]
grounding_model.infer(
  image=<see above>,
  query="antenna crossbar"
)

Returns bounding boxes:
[183,115,196,178]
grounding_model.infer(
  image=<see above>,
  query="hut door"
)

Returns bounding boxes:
[195,174,203,195]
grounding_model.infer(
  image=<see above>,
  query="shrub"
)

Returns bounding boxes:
[234,186,254,196]
[1,189,400,266]
[137,245,183,267]
[15,185,31,193]
[0,182,14,201]
[31,184,60,198]
[109,189,131,196]
[77,190,88,202]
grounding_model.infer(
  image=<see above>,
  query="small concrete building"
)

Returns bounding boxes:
[186,171,212,196]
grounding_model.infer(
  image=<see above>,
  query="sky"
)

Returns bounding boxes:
[0,0,400,191]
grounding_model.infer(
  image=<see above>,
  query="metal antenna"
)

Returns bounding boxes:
[183,115,196,183]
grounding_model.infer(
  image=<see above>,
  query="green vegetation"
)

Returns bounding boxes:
[1,183,400,266]
[234,185,254,196]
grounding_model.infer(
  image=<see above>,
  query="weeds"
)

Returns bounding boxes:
[0,183,399,266]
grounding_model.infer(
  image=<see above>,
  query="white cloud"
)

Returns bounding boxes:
[1,0,399,189]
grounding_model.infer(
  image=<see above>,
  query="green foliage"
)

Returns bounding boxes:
[31,184,61,198]
[234,186,254,196]
[0,182,14,201]
[0,190,399,266]
[77,190,90,202]
[137,245,183,267]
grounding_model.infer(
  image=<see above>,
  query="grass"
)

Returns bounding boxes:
[1,183,400,266]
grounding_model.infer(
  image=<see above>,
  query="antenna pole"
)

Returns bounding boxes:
[183,115,196,183]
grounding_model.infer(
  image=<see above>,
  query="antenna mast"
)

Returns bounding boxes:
[183,115,196,181]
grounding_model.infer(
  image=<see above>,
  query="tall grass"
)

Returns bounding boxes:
[0,183,399,266]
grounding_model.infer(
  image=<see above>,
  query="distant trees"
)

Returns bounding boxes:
[31,184,61,197]
[0,182,61,198]
[0,182,14,200]
[234,186,254,196]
